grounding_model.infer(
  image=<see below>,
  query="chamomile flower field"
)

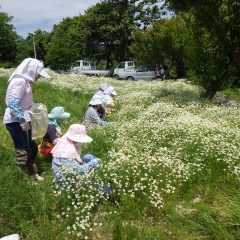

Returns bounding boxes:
[0,69,240,239]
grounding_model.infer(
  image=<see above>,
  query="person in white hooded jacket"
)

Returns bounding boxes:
[3,58,50,181]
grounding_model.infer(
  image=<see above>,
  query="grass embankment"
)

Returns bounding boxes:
[0,72,240,239]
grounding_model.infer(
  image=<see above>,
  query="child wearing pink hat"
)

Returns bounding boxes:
[51,124,100,182]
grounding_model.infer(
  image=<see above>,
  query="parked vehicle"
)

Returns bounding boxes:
[113,61,135,79]
[70,60,111,76]
[113,61,156,80]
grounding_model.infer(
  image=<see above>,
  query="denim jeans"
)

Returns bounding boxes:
[6,122,31,149]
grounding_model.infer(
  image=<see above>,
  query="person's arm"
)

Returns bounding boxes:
[75,158,100,175]
[7,79,26,121]
[8,98,25,121]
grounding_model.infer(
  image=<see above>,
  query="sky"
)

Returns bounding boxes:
[0,0,100,37]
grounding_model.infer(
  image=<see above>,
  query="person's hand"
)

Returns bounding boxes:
[76,157,83,164]
[71,153,83,164]
[20,121,30,131]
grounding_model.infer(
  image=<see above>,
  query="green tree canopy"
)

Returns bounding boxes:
[166,0,240,98]
[0,9,18,66]
[15,30,51,64]
[84,0,135,68]
[131,16,188,78]
[83,0,162,68]
[26,30,51,61]
[45,16,87,70]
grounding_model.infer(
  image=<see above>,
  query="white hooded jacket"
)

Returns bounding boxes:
[3,58,50,124]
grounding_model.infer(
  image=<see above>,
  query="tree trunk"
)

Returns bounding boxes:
[203,55,239,99]
[106,52,112,69]
[166,60,175,79]
[203,83,220,99]
[203,68,230,99]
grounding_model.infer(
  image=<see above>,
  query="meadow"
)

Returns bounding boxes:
[0,69,240,239]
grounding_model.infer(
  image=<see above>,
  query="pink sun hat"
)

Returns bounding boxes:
[66,124,92,143]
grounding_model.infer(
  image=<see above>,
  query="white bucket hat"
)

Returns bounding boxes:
[89,95,103,105]
[66,124,92,143]
[104,86,117,96]
[99,83,108,91]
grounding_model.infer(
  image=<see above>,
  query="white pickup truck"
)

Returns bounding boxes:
[113,61,156,80]
[70,60,111,76]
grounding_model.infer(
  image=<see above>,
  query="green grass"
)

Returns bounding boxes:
[0,76,240,239]
[0,77,94,239]
[221,88,240,101]
[0,77,116,239]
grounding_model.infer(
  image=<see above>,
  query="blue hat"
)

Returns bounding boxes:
[48,106,70,120]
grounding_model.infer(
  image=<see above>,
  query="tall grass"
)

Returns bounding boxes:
[0,74,240,239]
[0,77,93,239]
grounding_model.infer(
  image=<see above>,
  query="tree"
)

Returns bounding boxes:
[134,0,163,29]
[166,0,240,98]
[45,0,162,70]
[84,0,162,68]
[15,30,51,64]
[26,30,50,61]
[130,16,188,78]
[45,16,87,70]
[15,36,30,63]
[0,9,18,65]
[84,1,134,68]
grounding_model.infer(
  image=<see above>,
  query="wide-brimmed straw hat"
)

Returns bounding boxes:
[66,124,92,143]
[48,106,70,120]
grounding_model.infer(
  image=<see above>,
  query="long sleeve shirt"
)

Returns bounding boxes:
[83,106,103,125]
[3,78,33,124]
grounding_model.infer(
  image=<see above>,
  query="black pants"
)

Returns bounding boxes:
[6,122,38,175]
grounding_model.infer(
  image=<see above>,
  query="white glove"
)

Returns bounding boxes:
[20,121,30,131]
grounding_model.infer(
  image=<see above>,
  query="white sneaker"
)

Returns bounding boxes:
[34,174,44,181]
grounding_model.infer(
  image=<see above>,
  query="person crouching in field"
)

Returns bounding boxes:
[51,124,100,182]
[92,83,108,119]
[38,106,70,159]
[102,85,117,115]
[83,95,111,125]
[3,58,50,181]
[94,83,108,98]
